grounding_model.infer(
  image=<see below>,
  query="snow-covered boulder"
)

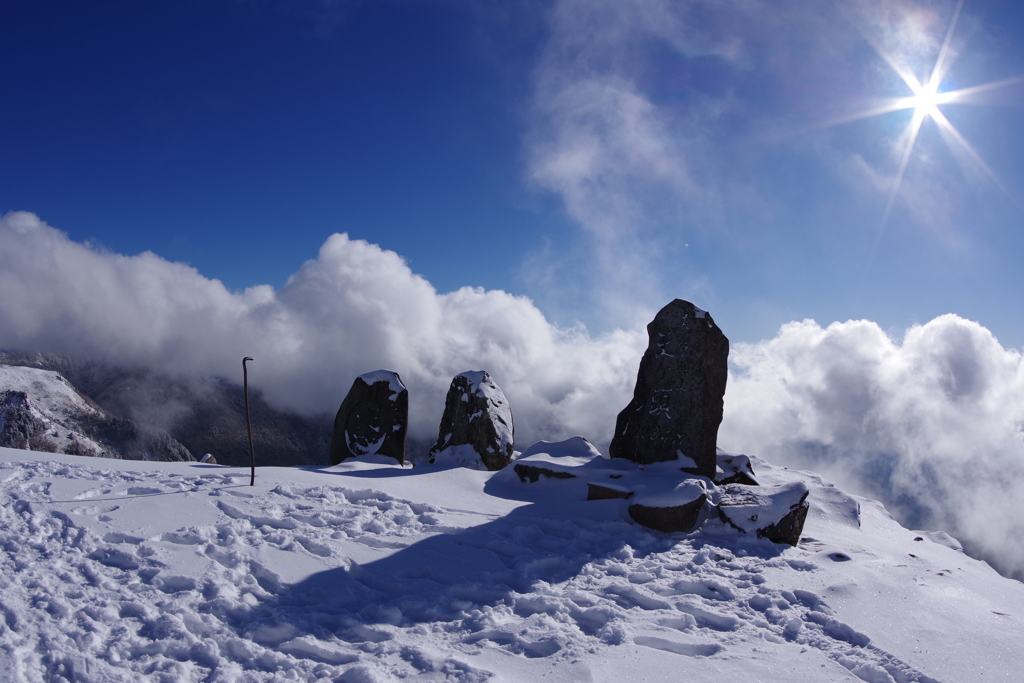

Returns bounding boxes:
[627,479,709,533]
[715,451,758,486]
[512,435,603,482]
[329,370,408,466]
[717,481,809,546]
[608,299,729,477]
[429,371,514,471]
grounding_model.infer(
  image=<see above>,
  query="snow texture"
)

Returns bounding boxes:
[0,444,1021,682]
[428,443,485,470]
[457,371,514,452]
[356,370,406,401]
[632,479,708,508]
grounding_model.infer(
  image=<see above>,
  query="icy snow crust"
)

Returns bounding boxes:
[2,445,1023,682]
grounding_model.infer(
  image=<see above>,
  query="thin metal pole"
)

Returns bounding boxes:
[243,357,255,486]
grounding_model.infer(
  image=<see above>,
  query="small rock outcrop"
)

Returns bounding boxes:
[609,299,729,478]
[512,437,602,482]
[514,464,575,483]
[586,482,633,500]
[329,370,408,466]
[714,453,758,486]
[717,481,809,546]
[627,480,709,533]
[429,371,514,471]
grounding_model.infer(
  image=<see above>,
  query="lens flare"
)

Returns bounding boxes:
[808,0,1022,257]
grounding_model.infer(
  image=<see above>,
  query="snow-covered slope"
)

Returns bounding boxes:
[0,352,334,467]
[0,364,113,456]
[0,444,1021,682]
[0,364,192,461]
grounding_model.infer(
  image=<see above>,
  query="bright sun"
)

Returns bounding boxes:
[828,0,1023,239]
[904,86,948,117]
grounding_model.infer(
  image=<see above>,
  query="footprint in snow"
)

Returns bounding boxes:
[633,635,723,657]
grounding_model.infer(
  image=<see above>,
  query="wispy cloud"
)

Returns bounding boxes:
[525,0,742,324]
[524,0,1012,325]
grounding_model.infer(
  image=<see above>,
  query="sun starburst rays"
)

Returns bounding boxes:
[858,0,1024,258]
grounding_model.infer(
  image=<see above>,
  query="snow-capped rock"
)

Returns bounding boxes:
[609,299,729,476]
[330,370,409,465]
[628,479,709,532]
[717,480,810,546]
[429,371,515,470]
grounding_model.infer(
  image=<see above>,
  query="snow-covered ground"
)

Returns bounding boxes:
[1,444,1021,682]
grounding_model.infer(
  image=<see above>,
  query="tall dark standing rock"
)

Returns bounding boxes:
[329,370,408,466]
[429,371,514,471]
[608,300,729,478]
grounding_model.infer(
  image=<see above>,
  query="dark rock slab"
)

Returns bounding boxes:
[513,463,576,483]
[609,300,729,477]
[717,481,809,546]
[428,371,514,470]
[627,480,708,533]
[587,482,634,500]
[329,370,408,465]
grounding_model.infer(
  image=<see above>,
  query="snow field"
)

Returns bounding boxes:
[0,447,1022,682]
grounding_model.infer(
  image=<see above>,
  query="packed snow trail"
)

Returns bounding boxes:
[0,447,1020,682]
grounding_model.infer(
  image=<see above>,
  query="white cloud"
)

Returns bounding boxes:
[722,315,1024,579]
[0,211,645,450]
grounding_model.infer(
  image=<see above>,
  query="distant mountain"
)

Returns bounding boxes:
[0,351,335,467]
[0,364,192,461]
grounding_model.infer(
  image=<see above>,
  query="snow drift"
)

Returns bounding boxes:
[2,444,1022,682]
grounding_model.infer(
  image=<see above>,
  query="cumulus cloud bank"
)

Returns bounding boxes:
[722,316,1024,579]
[3,210,1024,579]
[0,211,645,450]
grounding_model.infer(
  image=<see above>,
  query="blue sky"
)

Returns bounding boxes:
[3,0,1024,347]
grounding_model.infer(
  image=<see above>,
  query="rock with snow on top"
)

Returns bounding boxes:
[329,370,408,466]
[608,299,729,477]
[429,371,514,471]
[717,481,809,546]
[714,452,758,486]
[512,436,604,482]
[627,479,709,533]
